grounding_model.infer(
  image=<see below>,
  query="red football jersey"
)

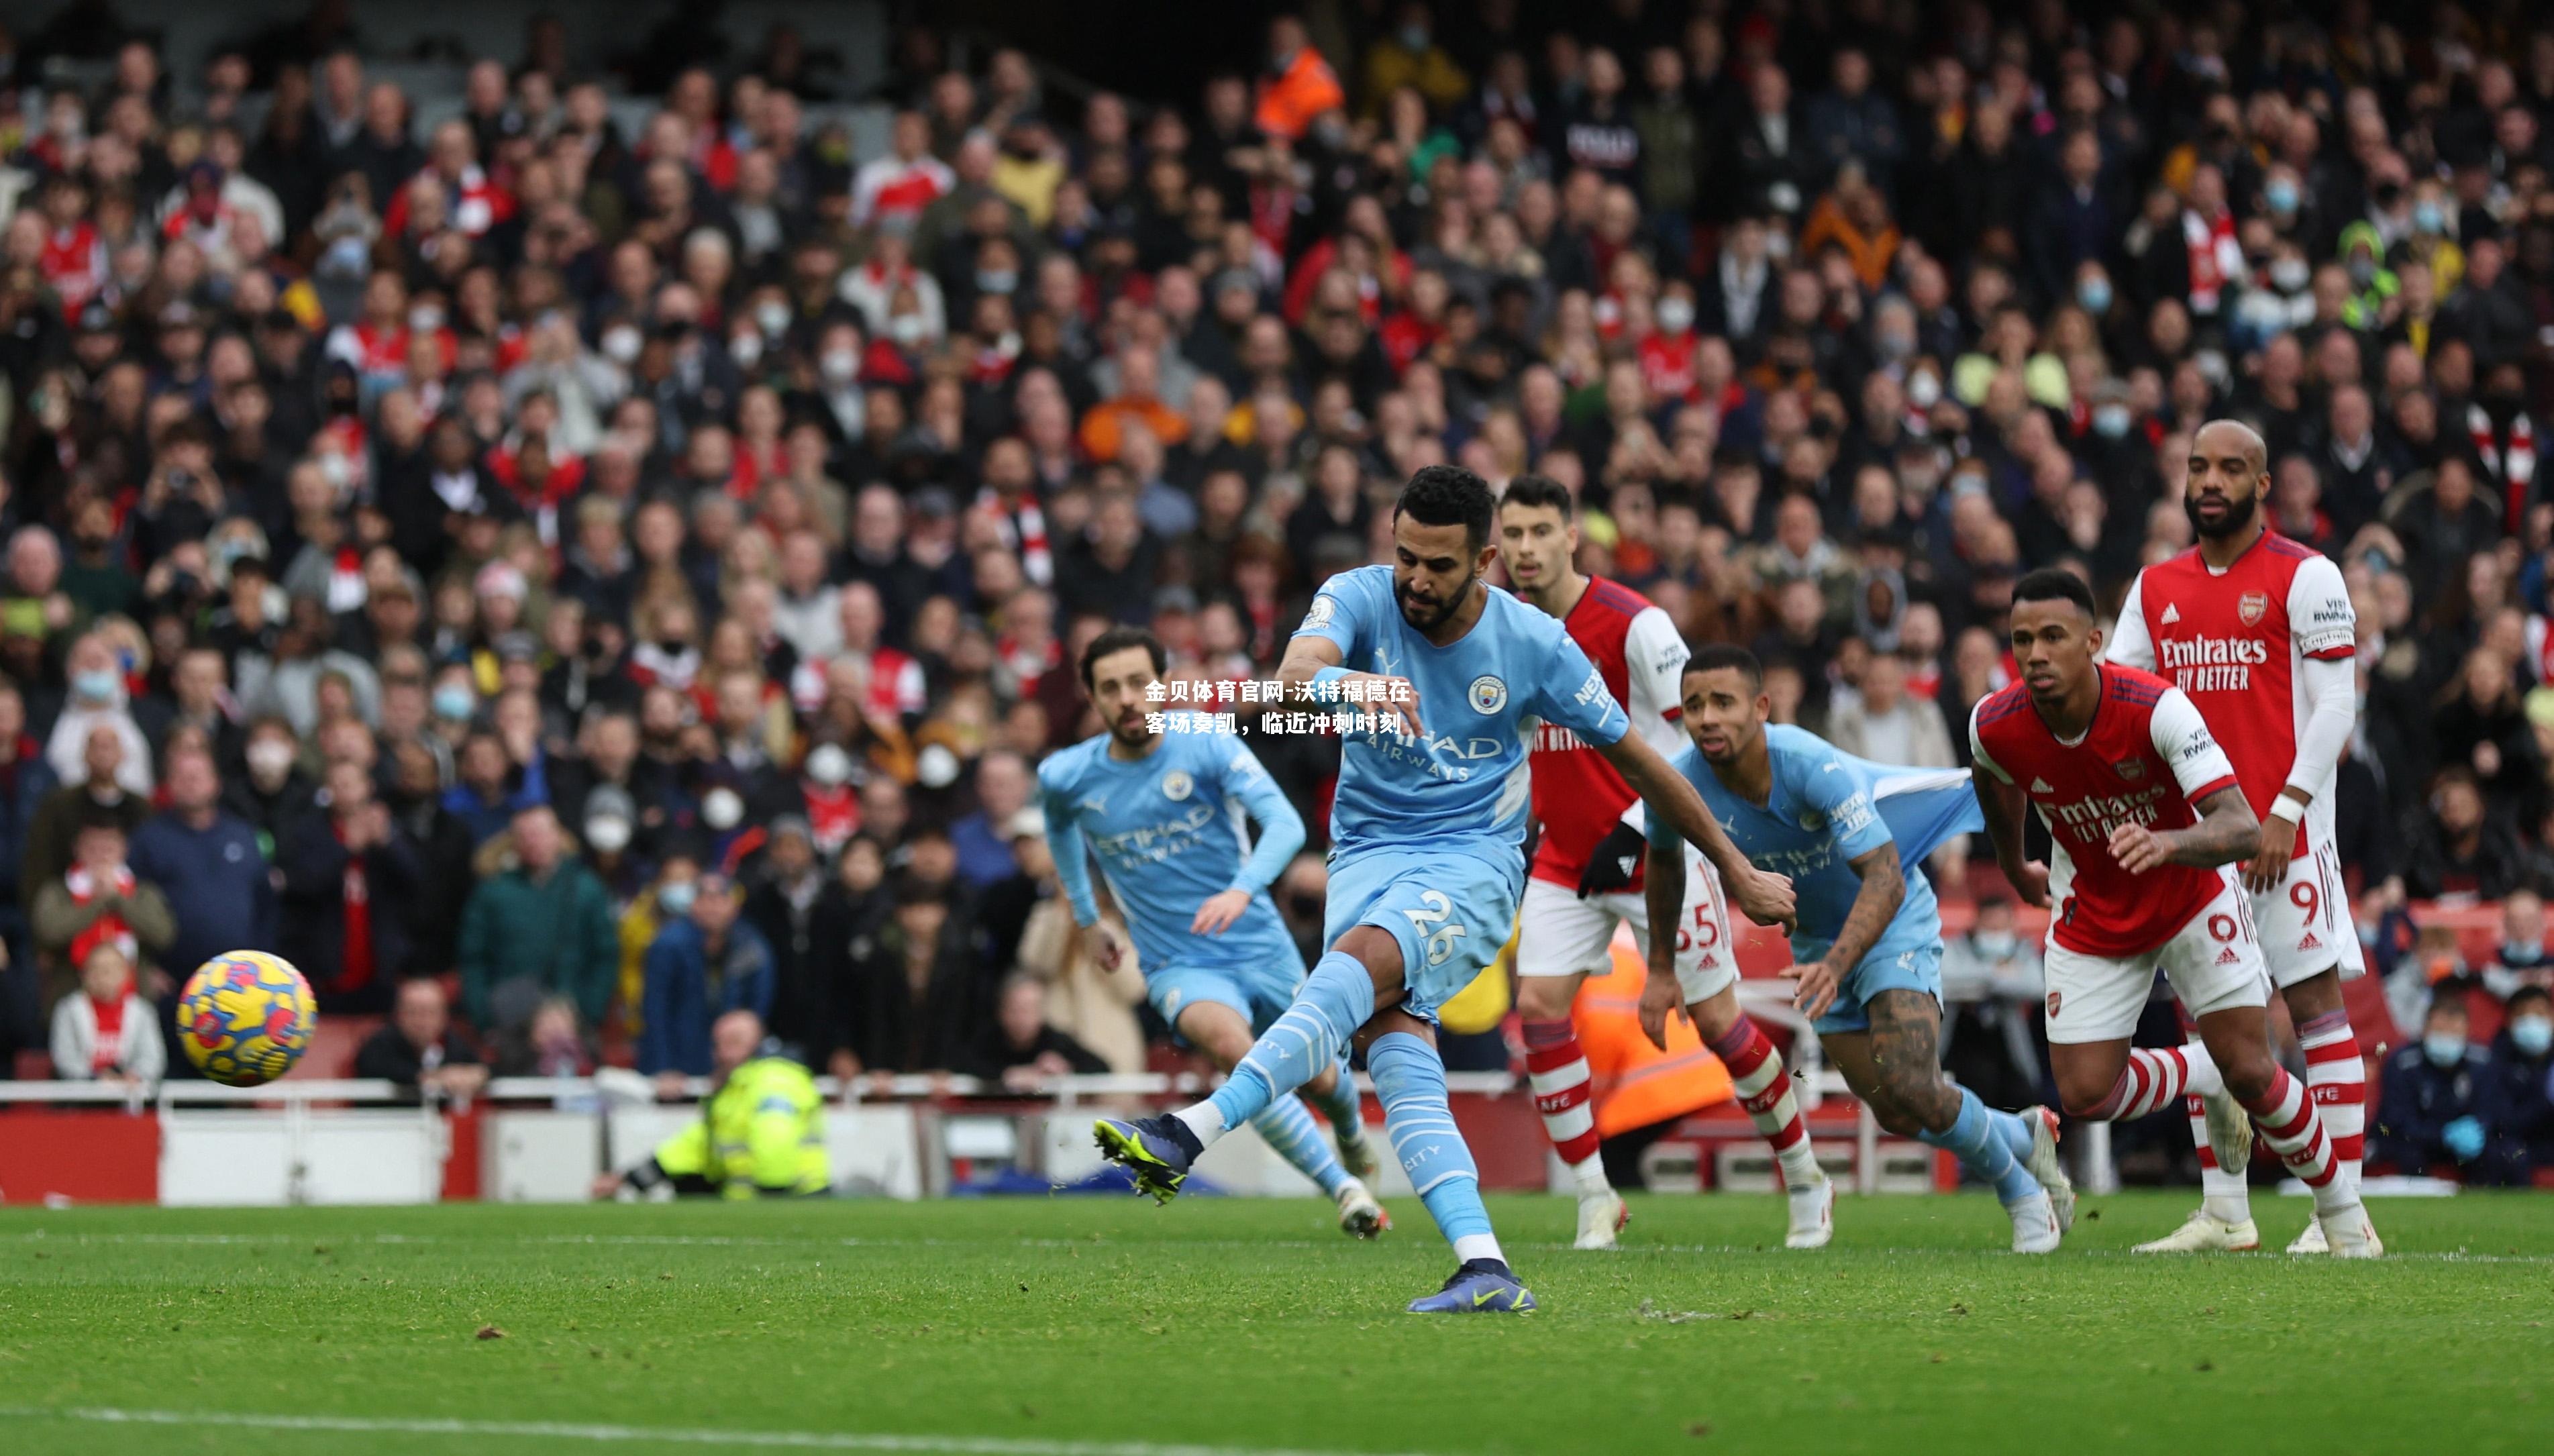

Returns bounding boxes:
[1969,665,2243,957]
[2107,531,2353,855]
[1526,577,1689,891]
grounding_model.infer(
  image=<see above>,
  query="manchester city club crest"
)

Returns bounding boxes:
[2238,590,2269,625]
[1162,770,1193,801]
[1304,594,1335,629]
[1468,675,1508,714]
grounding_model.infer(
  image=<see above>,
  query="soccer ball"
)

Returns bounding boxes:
[176,951,317,1086]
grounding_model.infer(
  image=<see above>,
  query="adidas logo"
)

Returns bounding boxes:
[2215,947,2243,966]
[2298,931,2322,951]
[2161,603,2182,625]
[2031,778,2055,793]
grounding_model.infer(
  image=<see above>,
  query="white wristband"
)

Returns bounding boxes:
[2266,797,2305,827]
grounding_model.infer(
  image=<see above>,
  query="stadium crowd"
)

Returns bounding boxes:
[0,0,2551,1185]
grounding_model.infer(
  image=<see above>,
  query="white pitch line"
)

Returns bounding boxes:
[0,1407,1437,1456]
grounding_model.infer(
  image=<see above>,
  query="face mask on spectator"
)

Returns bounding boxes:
[1657,298,1694,334]
[410,305,445,332]
[658,880,697,916]
[72,668,119,702]
[1974,929,2016,959]
[2093,404,2132,439]
[2514,1017,2553,1057]
[602,325,642,364]
[2423,1031,2467,1067]
[433,684,477,721]
[2077,278,2112,314]
[703,786,744,831]
[916,742,961,789]
[2269,257,2309,291]
[889,314,929,346]
[1399,23,1429,50]
[585,815,631,853]
[248,739,295,779]
[821,349,860,385]
[2345,256,2376,287]
[1876,328,1914,361]
[2264,178,2299,215]
[806,743,852,786]
[754,301,790,337]
[976,268,1018,295]
[730,333,762,368]
[1906,370,1941,409]
[2413,201,2445,234]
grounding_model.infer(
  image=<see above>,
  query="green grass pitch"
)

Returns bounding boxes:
[3,1192,2549,1455]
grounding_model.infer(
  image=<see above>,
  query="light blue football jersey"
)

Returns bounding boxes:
[1038,714,1305,976]
[1294,564,1630,864]
[1647,725,1980,968]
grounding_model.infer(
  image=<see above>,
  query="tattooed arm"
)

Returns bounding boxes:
[1788,841,1906,1021]
[2110,786,2260,874]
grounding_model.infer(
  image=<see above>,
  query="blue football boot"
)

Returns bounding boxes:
[1092,1114,1203,1204]
[1405,1259,1537,1314]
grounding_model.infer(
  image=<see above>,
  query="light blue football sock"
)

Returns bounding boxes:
[1370,1031,1500,1263]
[1990,1104,2037,1163]
[1205,951,1375,1134]
[1250,1094,1353,1198]
[1919,1087,2041,1206]
[1302,1051,1368,1145]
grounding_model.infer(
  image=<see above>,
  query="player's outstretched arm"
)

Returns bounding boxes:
[1637,848,1687,1049]
[1598,730,1795,930]
[1274,633,1425,739]
[1789,843,1906,1021]
[2112,786,2259,874]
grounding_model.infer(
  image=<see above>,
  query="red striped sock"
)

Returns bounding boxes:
[1709,1017,1819,1190]
[2241,1068,2344,1208]
[1523,1019,1604,1179]
[2090,1046,2200,1121]
[2298,1012,2365,1178]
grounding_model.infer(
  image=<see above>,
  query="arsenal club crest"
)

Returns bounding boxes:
[2237,590,2269,625]
[2114,758,2147,781]
[2045,991,2063,1020]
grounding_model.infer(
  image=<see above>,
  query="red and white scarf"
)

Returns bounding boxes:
[2469,403,2539,535]
[976,489,1052,586]
[65,865,138,969]
[2183,208,2242,315]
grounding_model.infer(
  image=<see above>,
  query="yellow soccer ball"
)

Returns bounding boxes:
[175,951,317,1087]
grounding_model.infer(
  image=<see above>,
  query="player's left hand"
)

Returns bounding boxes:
[2108,821,2171,874]
[1088,919,1132,970]
[1784,960,1840,1021]
[1191,888,1253,935]
[2242,815,2298,894]
[1637,968,1684,1051]
[1575,823,1647,899]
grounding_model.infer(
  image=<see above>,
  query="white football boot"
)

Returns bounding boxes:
[2006,1190,2063,1253]
[1784,1174,1836,1249]
[2133,1209,2261,1253]
[2314,1204,2384,1259]
[2021,1106,2076,1233]
[1573,1187,1629,1250]
[1335,1178,1390,1239]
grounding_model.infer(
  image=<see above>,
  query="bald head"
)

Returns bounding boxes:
[2185,419,2269,541]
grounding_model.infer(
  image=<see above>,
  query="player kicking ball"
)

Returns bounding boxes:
[1499,477,1832,1251]
[1040,626,1387,1238]
[1648,647,2070,1253]
[1970,569,2379,1257]
[1093,466,1795,1313]
[2108,419,2377,1255]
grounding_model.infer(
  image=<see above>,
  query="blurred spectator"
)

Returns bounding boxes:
[2376,994,2488,1178]
[2480,985,2554,1186]
[456,805,617,1033]
[49,943,164,1084]
[850,878,980,1074]
[126,745,276,984]
[2402,768,2527,904]
[1936,897,2044,1113]
[642,870,775,1077]
[966,972,1108,1089]
[31,821,174,1010]
[949,749,1030,890]
[493,996,600,1079]
[23,724,150,894]
[275,756,421,1012]
[1012,811,1145,1074]
[355,977,490,1100]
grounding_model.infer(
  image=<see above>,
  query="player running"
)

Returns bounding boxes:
[2105,419,2376,1256]
[1647,646,2067,1252]
[1499,477,1833,1251]
[1970,569,2380,1257]
[1039,625,1387,1238]
[1092,466,1796,1313]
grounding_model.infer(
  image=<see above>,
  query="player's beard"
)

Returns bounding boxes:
[1396,572,1476,631]
[2184,486,2259,539]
